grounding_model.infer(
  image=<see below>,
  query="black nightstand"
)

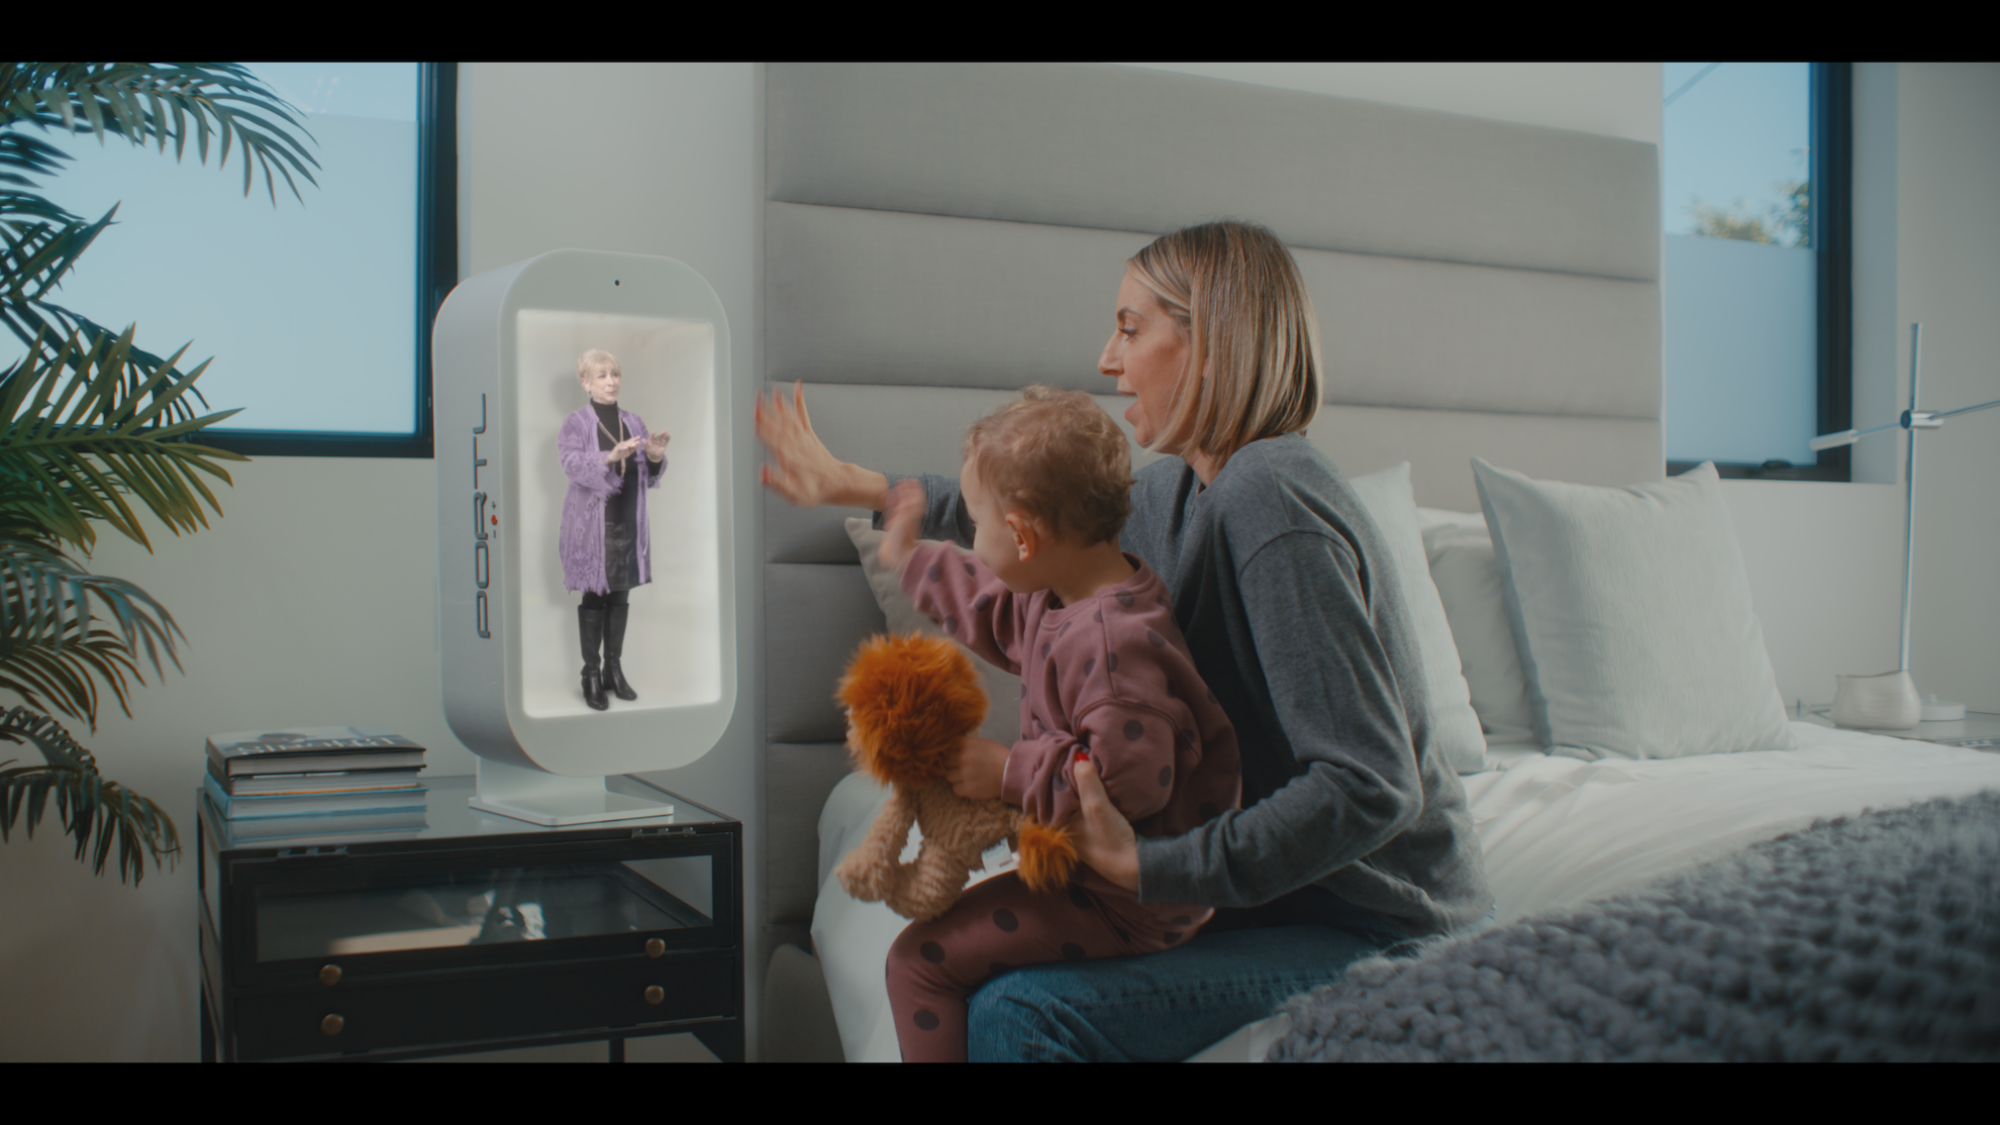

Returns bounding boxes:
[198,774,742,1062]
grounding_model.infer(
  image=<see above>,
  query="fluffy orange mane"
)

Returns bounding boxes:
[838,633,988,790]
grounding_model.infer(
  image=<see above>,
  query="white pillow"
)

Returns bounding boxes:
[1415,505,1488,532]
[1421,522,1536,747]
[845,518,1022,747]
[1471,459,1797,760]
[1345,463,1487,774]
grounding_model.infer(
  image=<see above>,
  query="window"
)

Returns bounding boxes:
[1662,62,1851,481]
[5,63,456,457]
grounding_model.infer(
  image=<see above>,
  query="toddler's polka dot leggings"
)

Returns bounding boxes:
[885,870,1191,1062]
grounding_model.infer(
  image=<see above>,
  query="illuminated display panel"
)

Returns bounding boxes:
[513,310,723,718]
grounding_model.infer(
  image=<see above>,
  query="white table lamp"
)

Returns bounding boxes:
[1809,323,1999,728]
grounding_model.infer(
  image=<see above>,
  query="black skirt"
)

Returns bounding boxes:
[594,401,643,592]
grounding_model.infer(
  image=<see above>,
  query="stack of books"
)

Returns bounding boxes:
[204,726,429,841]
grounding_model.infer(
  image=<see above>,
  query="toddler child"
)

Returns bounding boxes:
[879,385,1241,1063]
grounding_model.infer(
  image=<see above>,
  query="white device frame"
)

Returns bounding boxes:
[433,250,736,824]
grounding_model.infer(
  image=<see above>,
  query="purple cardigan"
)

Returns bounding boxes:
[558,405,665,594]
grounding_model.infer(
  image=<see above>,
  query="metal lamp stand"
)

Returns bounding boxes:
[1810,323,2000,727]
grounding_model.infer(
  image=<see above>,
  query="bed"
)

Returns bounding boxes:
[812,727,2000,1061]
[752,63,2000,1062]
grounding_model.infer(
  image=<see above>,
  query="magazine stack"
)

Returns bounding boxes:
[203,726,428,841]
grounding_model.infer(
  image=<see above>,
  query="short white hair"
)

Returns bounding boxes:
[576,348,621,385]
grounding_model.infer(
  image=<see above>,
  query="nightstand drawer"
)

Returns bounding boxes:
[231,950,736,1060]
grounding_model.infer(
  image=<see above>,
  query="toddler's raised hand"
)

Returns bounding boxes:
[879,479,924,573]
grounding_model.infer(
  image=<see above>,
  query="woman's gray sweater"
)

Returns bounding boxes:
[897,433,1493,938]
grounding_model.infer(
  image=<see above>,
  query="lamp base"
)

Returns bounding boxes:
[1922,695,1967,722]
[1831,670,1923,730]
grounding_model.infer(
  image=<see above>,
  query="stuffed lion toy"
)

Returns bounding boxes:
[835,632,1076,922]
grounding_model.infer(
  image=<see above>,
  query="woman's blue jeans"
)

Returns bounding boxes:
[965,897,1418,1062]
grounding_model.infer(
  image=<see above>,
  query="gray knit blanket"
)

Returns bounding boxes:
[1270,790,2000,1061]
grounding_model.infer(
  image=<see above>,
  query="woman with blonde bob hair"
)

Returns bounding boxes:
[757,220,1491,1061]
[1120,220,1323,473]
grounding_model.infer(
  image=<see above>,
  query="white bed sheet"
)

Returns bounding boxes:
[810,722,2000,1063]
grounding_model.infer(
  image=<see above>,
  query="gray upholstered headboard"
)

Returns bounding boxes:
[758,63,1661,957]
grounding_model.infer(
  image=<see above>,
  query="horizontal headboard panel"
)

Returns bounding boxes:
[1305,405,1661,511]
[768,63,1659,281]
[768,202,1659,419]
[767,385,1656,554]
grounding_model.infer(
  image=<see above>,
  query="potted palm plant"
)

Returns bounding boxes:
[0,64,318,882]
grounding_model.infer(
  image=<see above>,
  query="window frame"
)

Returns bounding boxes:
[197,61,456,459]
[1667,61,1852,482]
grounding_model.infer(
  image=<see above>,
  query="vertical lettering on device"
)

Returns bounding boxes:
[472,393,491,639]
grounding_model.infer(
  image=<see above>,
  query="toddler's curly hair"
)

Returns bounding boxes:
[964,386,1133,547]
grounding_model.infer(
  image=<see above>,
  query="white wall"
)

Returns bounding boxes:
[1895,64,2000,712]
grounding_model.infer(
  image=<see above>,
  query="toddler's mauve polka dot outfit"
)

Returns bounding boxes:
[885,541,1242,1062]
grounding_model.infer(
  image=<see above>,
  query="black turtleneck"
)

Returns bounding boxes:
[590,399,640,589]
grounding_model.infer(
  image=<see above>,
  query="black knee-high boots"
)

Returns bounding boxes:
[579,596,637,709]
[602,602,637,701]
[578,605,608,711]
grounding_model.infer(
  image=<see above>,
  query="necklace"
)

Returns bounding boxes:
[594,404,626,447]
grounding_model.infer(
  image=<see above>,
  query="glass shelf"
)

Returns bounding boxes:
[204,773,730,851]
[254,860,715,963]
[203,773,734,969]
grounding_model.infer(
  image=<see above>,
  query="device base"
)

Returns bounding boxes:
[470,759,675,826]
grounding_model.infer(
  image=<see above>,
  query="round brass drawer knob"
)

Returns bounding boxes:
[644,985,665,1006]
[645,938,665,958]
[321,1014,344,1036]
[318,964,342,987]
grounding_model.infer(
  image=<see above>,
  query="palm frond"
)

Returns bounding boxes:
[0,63,281,887]
[0,707,178,884]
[0,187,84,236]
[0,132,73,194]
[0,326,244,554]
[0,533,180,728]
[1,303,221,431]
[0,458,82,543]
[0,624,142,730]
[0,64,319,205]
[0,203,114,305]
[0,65,320,428]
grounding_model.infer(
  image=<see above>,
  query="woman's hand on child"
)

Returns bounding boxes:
[645,430,670,461]
[878,479,924,573]
[1068,758,1140,893]
[947,735,1009,802]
